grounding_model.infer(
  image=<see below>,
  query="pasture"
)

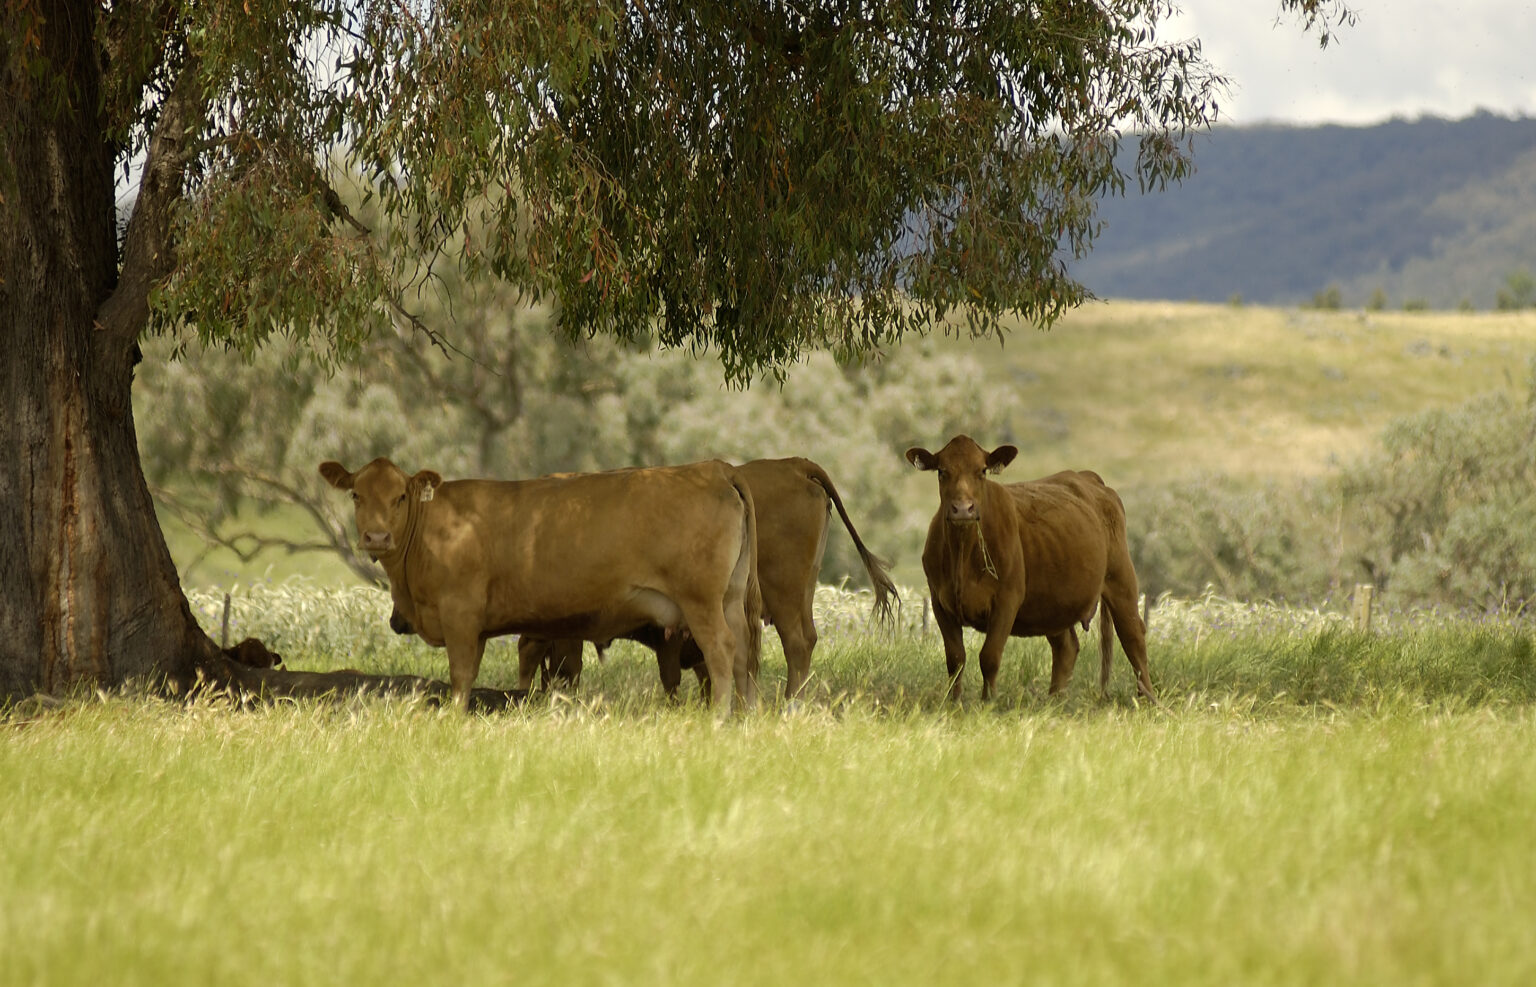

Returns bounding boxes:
[5,583,1536,985]
[26,301,1536,983]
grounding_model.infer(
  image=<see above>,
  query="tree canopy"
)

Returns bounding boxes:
[53,0,1324,382]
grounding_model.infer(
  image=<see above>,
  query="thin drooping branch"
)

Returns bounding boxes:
[189,653,526,713]
[315,176,463,361]
[99,0,178,159]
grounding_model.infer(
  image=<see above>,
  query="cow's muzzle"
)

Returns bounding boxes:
[361,531,394,554]
[945,501,980,524]
[389,608,415,635]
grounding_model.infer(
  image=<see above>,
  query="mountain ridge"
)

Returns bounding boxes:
[1075,112,1536,309]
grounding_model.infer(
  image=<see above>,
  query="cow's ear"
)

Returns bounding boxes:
[413,470,443,501]
[905,448,938,471]
[986,446,1018,474]
[319,461,354,490]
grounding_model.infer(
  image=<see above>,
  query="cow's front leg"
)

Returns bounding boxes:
[444,626,487,712]
[932,601,968,701]
[978,594,1024,701]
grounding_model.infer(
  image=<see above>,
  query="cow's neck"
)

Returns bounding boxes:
[378,490,429,621]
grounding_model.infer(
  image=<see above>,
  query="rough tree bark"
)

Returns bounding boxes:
[1,3,500,706]
[0,2,218,700]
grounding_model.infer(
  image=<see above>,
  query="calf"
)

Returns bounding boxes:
[906,435,1154,702]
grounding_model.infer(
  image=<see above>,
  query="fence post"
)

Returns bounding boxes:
[221,592,231,649]
[1352,584,1374,633]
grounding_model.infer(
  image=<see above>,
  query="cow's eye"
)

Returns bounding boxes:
[350,492,358,502]
[937,469,948,480]
[396,494,407,507]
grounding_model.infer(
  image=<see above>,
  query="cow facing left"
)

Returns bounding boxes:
[319,457,762,715]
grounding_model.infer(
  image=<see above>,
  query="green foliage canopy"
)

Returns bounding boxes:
[142,0,1253,381]
[2,0,1345,380]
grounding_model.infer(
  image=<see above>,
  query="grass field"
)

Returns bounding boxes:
[6,584,1536,985]
[28,301,1533,983]
[967,300,1536,485]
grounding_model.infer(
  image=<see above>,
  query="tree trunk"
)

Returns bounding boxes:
[0,1,217,701]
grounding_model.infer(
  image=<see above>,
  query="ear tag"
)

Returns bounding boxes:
[420,483,435,503]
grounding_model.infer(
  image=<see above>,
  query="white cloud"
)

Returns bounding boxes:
[1165,1,1536,124]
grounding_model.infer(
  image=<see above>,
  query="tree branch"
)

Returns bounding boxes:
[152,465,385,587]
[97,46,202,346]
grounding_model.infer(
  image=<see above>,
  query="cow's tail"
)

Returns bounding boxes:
[803,461,899,623]
[1098,599,1116,694]
[729,469,763,681]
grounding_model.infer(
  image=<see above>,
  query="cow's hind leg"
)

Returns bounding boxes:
[655,636,688,700]
[1103,584,1155,702]
[727,593,760,711]
[678,599,738,718]
[516,636,546,692]
[1047,627,1080,695]
[548,639,583,688]
[777,611,817,702]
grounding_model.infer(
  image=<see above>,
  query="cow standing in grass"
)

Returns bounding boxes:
[905,435,1154,702]
[520,456,898,701]
[320,457,761,715]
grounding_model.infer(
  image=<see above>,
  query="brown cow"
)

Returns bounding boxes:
[905,435,1154,702]
[522,457,898,701]
[320,457,762,715]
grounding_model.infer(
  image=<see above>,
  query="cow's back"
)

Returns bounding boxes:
[1003,470,1120,634]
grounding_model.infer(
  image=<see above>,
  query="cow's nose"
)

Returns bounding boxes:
[947,500,978,522]
[362,531,392,551]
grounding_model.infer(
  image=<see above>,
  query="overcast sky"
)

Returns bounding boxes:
[1164,1,1536,126]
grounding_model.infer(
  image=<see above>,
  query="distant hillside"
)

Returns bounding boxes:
[1075,113,1536,310]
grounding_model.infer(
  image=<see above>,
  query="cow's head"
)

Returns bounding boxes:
[905,435,1017,524]
[319,458,442,557]
[223,637,284,669]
